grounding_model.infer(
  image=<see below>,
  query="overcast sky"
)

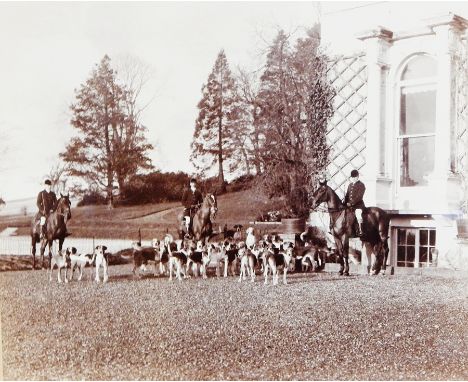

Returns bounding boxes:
[0,1,324,201]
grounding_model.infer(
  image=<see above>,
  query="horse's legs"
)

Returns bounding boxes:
[363,242,373,275]
[334,239,344,275]
[31,236,36,270]
[48,240,54,269]
[381,241,389,275]
[40,239,48,269]
[343,237,350,276]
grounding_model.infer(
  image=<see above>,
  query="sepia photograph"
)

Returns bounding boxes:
[0,1,467,380]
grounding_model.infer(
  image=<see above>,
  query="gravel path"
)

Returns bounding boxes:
[1,266,467,380]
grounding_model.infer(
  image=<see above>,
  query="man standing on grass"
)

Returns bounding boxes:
[181,178,203,237]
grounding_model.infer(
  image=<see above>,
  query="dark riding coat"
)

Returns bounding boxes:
[344,181,366,210]
[36,190,57,217]
[181,189,203,210]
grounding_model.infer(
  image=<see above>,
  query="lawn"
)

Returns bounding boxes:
[0,190,282,240]
[0,266,467,380]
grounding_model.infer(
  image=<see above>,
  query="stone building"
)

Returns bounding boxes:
[318,3,468,270]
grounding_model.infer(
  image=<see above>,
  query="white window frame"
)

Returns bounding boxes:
[394,227,436,268]
[395,55,438,196]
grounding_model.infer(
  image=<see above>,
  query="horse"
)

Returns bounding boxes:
[310,183,390,276]
[30,193,72,270]
[177,194,218,244]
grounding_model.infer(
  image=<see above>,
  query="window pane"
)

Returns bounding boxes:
[400,88,436,135]
[420,247,428,265]
[407,246,415,267]
[430,230,436,246]
[407,231,416,246]
[398,229,407,244]
[400,136,435,186]
[420,230,428,245]
[401,55,437,80]
[397,246,406,263]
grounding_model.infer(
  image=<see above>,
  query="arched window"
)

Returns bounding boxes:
[397,55,437,187]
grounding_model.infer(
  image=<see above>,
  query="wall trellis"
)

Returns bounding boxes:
[326,54,368,197]
[455,37,468,175]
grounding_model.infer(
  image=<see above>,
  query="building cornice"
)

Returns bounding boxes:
[356,26,393,42]
[424,12,468,32]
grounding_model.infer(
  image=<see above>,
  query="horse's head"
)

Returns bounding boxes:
[310,182,329,210]
[205,193,218,221]
[58,193,72,223]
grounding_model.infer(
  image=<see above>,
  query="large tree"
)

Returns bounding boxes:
[191,50,243,192]
[61,55,153,207]
[235,68,264,175]
[257,27,334,217]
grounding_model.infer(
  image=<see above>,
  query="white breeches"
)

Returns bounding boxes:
[355,209,363,223]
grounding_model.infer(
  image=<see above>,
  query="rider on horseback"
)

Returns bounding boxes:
[36,179,57,239]
[344,169,366,237]
[181,178,203,237]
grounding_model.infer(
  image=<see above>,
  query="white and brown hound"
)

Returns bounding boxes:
[131,240,160,278]
[262,246,295,285]
[238,245,258,283]
[66,247,94,281]
[245,227,256,249]
[233,225,243,241]
[49,249,71,283]
[94,245,109,283]
[168,245,192,282]
[221,241,239,277]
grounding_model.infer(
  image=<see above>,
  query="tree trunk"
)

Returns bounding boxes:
[104,121,114,208]
[218,115,226,193]
[241,147,251,175]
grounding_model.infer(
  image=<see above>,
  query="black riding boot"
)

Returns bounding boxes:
[40,224,46,240]
[357,222,363,237]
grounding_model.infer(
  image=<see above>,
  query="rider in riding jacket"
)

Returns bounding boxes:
[344,169,366,237]
[181,178,203,235]
[36,179,57,239]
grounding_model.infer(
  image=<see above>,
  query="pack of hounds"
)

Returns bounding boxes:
[49,225,334,286]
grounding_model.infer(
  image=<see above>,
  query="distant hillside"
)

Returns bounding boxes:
[0,197,36,217]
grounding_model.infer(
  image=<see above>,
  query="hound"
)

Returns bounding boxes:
[204,243,225,277]
[238,246,258,283]
[168,246,192,282]
[186,242,211,279]
[221,241,239,277]
[233,225,243,241]
[49,249,71,283]
[94,245,109,283]
[245,227,256,249]
[67,247,94,281]
[158,235,178,276]
[262,246,295,285]
[131,241,160,278]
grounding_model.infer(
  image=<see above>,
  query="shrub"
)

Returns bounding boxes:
[77,191,107,207]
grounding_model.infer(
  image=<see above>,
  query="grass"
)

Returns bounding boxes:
[0,266,467,380]
[0,190,282,240]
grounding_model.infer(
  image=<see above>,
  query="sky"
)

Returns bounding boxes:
[0,1,323,201]
[1,1,467,203]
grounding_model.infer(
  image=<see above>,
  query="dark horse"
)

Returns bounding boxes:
[310,183,389,276]
[30,193,71,269]
[177,194,217,244]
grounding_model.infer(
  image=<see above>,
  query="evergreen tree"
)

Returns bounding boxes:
[257,27,334,217]
[191,50,243,192]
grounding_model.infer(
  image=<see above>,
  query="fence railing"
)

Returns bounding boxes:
[0,236,139,256]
